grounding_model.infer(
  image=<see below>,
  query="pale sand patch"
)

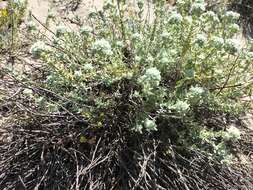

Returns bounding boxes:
[27,0,51,23]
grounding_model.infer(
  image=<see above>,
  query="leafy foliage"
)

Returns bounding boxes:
[9,0,253,163]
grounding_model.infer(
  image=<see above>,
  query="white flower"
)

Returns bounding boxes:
[134,123,143,133]
[168,12,183,24]
[47,10,54,19]
[46,75,54,83]
[123,71,133,79]
[80,26,93,35]
[139,67,161,87]
[191,2,206,14]
[35,96,45,105]
[201,11,219,23]
[187,86,205,103]
[144,118,157,132]
[115,41,124,48]
[161,56,169,64]
[174,100,190,114]
[13,0,25,6]
[228,23,240,34]
[211,36,224,49]
[103,0,115,9]
[161,32,170,40]
[92,38,113,56]
[27,21,36,31]
[189,86,205,96]
[23,89,33,96]
[132,33,143,42]
[134,117,157,133]
[185,16,193,24]
[225,39,241,53]
[177,0,188,9]
[146,54,154,63]
[224,126,241,141]
[159,50,172,65]
[83,63,94,70]
[55,24,70,37]
[30,41,50,58]
[195,33,207,46]
[135,56,141,62]
[224,11,240,21]
[246,52,253,60]
[74,70,82,78]
[204,11,216,18]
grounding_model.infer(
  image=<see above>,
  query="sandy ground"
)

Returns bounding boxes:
[27,0,103,24]
[0,0,252,178]
[27,0,51,23]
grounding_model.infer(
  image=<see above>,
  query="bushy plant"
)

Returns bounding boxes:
[13,0,253,162]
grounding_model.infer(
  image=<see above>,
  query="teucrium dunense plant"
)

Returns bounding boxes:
[26,0,253,162]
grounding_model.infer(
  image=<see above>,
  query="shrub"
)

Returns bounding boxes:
[22,0,253,161]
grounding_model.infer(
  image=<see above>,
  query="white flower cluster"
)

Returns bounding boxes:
[161,31,170,40]
[115,41,124,48]
[245,52,253,61]
[92,38,113,56]
[202,11,219,22]
[13,0,26,6]
[214,142,232,164]
[189,86,205,96]
[159,50,169,65]
[191,0,206,15]
[211,36,224,49]
[27,20,36,31]
[225,39,240,54]
[135,55,142,62]
[146,54,154,63]
[47,10,55,19]
[30,41,50,58]
[83,63,94,71]
[177,0,191,9]
[228,23,240,34]
[23,89,33,96]
[194,33,207,46]
[80,26,93,35]
[160,55,169,65]
[224,126,241,141]
[144,118,157,132]
[224,11,240,21]
[134,117,157,133]
[74,70,82,78]
[56,24,70,37]
[184,16,193,25]
[139,67,161,88]
[132,33,143,42]
[166,100,190,115]
[187,86,205,104]
[173,100,190,114]
[103,0,115,10]
[168,12,183,24]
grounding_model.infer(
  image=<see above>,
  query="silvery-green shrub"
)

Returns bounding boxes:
[26,0,253,162]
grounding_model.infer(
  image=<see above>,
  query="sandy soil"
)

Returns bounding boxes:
[27,0,103,24]
[0,0,252,183]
